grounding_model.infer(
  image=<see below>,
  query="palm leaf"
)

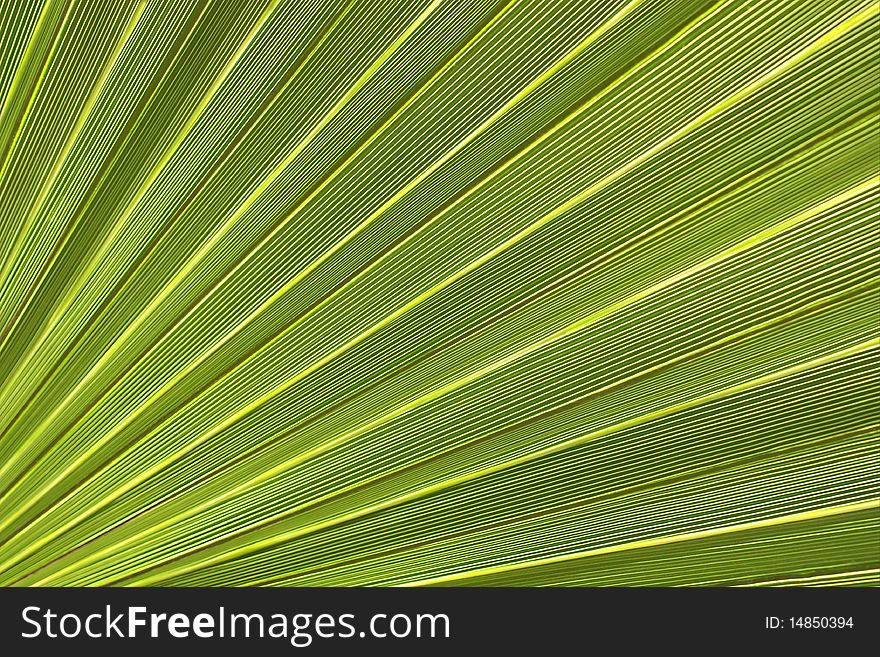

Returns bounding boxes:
[0,0,876,587]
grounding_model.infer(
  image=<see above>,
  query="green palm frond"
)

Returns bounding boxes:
[0,0,876,587]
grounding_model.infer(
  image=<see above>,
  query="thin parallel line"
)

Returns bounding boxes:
[10,0,743,517]
[118,0,876,480]
[0,0,662,528]
[0,0,283,412]
[0,0,643,464]
[0,0,77,287]
[0,0,357,444]
[0,0,442,470]
[0,1,149,296]
[5,172,871,577]
[0,0,213,359]
[3,0,872,584]
[0,0,348,477]
[118,349,878,586]
[92,274,874,580]
[0,0,285,366]
[0,0,528,539]
[0,0,69,195]
[49,264,880,580]
[736,568,880,587]
[35,107,873,562]
[125,181,878,523]
[241,426,877,586]
[139,281,880,580]
[26,275,871,585]
[399,500,880,586]
[0,0,514,496]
